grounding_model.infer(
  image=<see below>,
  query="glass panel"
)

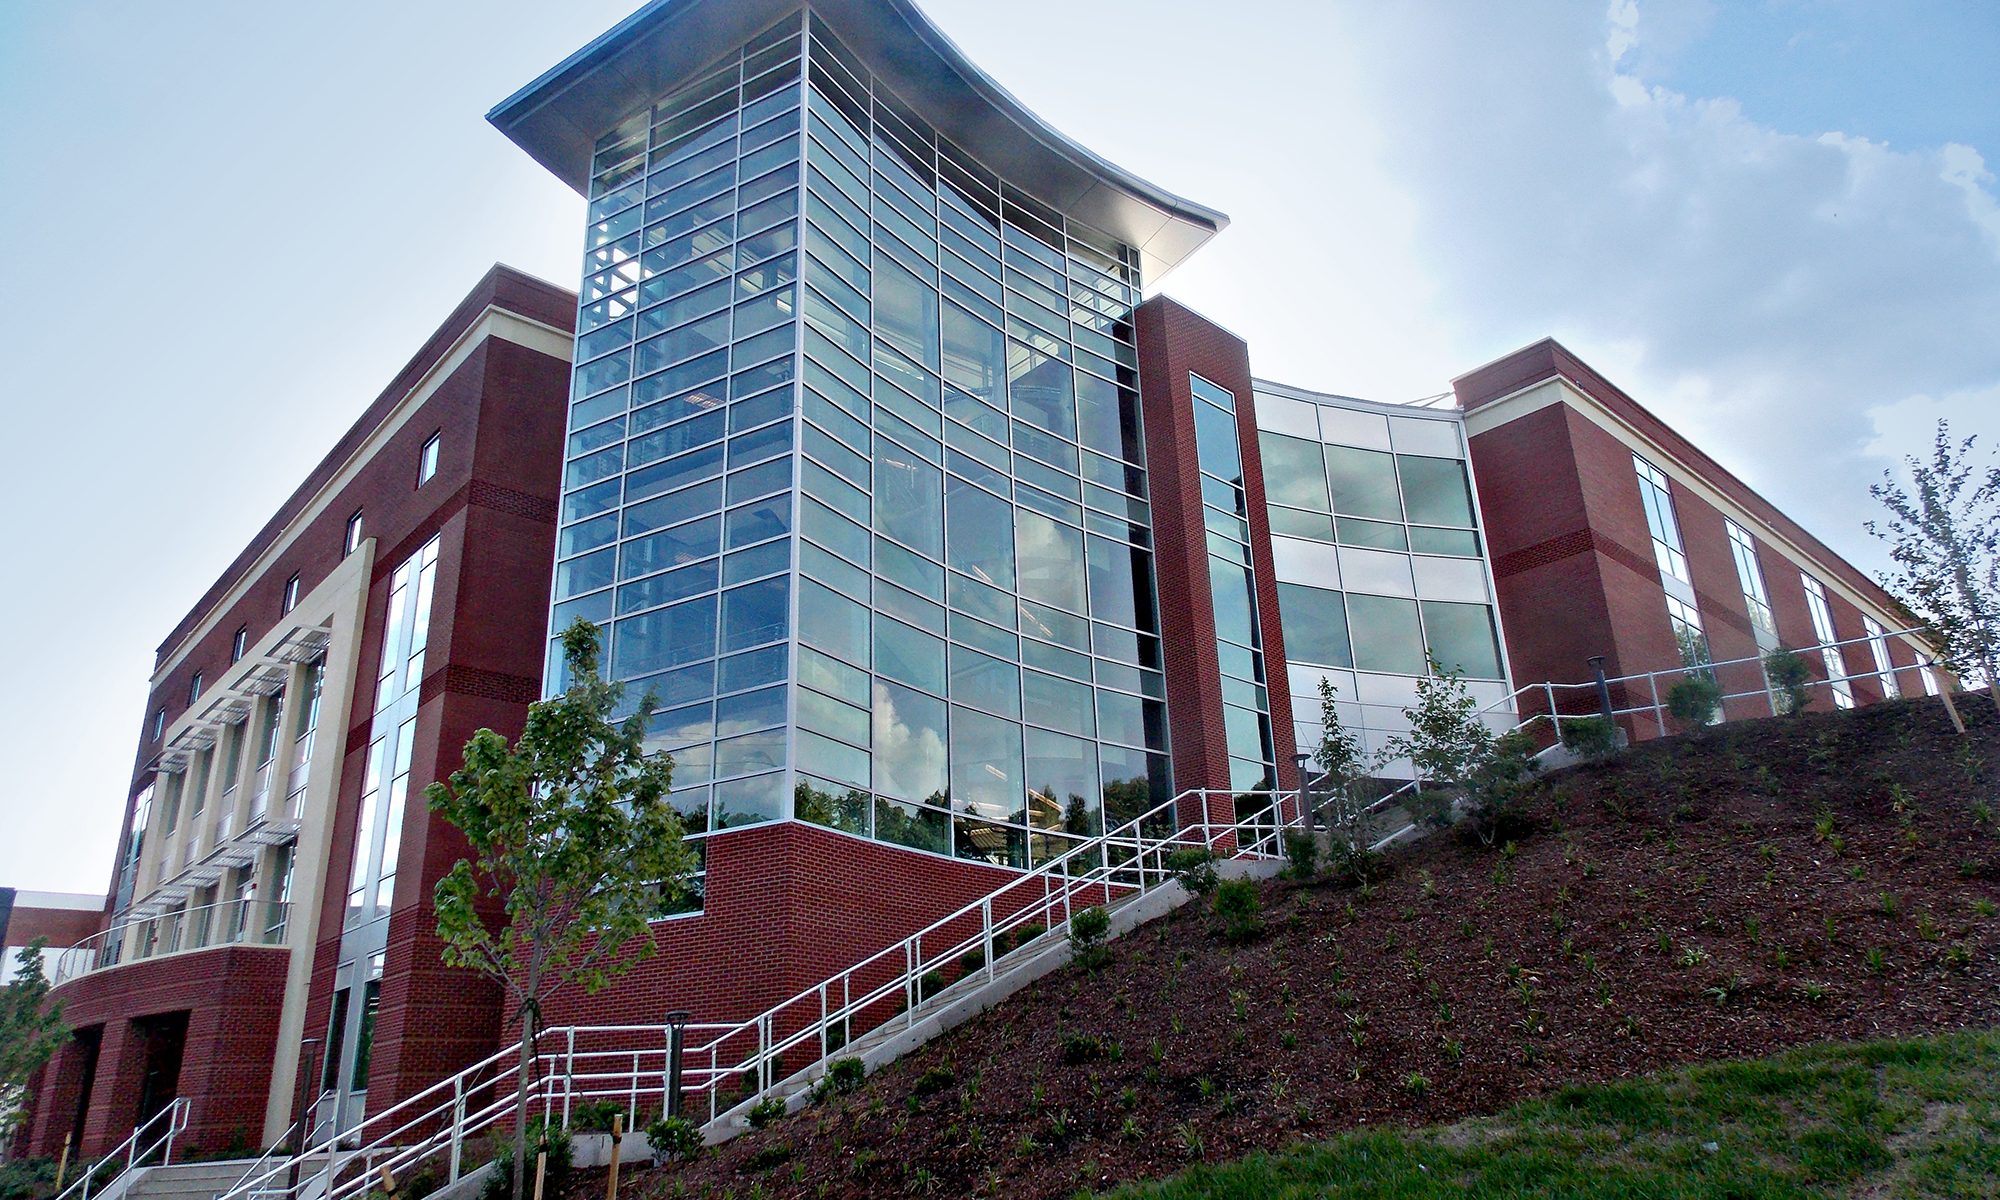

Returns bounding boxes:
[875,440,944,558]
[1325,445,1402,522]
[945,477,1014,591]
[1024,727,1100,836]
[1016,509,1086,613]
[872,679,948,803]
[950,644,1021,718]
[1421,600,1502,680]
[1276,583,1353,668]
[948,707,1022,823]
[1258,432,1329,512]
[1346,593,1426,675]
[1396,455,1474,527]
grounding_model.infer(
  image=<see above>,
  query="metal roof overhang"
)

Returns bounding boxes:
[488,0,1226,283]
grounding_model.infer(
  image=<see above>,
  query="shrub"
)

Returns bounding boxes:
[0,1159,57,1200]
[1764,647,1813,715]
[912,1065,957,1097]
[1165,847,1219,896]
[825,1056,865,1094]
[645,1115,703,1164]
[1069,906,1113,971]
[1213,878,1264,944]
[479,1118,571,1200]
[746,1096,787,1129]
[1559,715,1618,758]
[1667,674,1723,730]
[917,968,948,1000]
[1282,830,1320,880]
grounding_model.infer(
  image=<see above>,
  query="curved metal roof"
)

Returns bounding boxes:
[489,0,1226,282]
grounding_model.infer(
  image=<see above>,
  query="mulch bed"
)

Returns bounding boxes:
[575,695,2000,1199]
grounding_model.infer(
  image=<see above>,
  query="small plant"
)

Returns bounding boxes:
[1174,1120,1205,1161]
[1559,714,1618,759]
[1677,944,1709,969]
[1973,898,1997,918]
[1068,906,1113,972]
[1865,947,1888,974]
[744,1142,793,1171]
[1798,981,1828,1003]
[1763,647,1813,715]
[1878,892,1901,918]
[912,1065,957,1097]
[1213,878,1265,944]
[1943,944,1973,971]
[1282,830,1320,880]
[746,1097,787,1129]
[1916,911,1941,942]
[1165,848,1219,896]
[1058,1031,1114,1064]
[1402,1072,1431,1097]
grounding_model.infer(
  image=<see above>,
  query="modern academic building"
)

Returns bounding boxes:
[17,0,1937,1164]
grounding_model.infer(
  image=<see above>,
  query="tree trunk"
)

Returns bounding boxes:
[511,1013,532,1200]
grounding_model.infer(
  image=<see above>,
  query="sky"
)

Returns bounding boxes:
[0,0,1995,894]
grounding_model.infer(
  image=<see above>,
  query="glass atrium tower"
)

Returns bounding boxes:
[493,1,1227,878]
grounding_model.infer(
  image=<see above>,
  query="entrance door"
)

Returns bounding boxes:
[133,1013,189,1134]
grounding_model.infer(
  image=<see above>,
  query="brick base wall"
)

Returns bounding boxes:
[28,947,289,1158]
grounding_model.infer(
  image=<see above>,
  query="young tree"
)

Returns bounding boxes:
[1866,420,2000,712]
[1307,678,1375,872]
[427,619,695,1200]
[0,940,69,1138]
[1382,658,1494,827]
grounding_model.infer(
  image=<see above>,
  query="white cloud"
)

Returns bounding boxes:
[1316,0,2000,574]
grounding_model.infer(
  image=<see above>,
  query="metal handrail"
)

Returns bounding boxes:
[1507,624,1935,737]
[220,792,1301,1200]
[51,900,292,987]
[55,1098,190,1200]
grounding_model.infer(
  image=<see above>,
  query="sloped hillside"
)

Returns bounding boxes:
[611,696,2000,1200]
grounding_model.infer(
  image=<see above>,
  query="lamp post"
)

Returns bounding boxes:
[663,1011,690,1119]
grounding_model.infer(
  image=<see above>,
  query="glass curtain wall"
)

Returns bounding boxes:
[551,9,1170,872]
[1260,413,1503,683]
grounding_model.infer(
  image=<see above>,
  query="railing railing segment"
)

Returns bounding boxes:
[54,1097,190,1200]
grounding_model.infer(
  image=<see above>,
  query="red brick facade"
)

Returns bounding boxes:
[31,267,573,1160]
[1456,340,1926,735]
[28,947,289,1157]
[1133,297,1300,832]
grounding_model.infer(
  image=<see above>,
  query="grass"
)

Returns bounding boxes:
[1101,1029,2000,1199]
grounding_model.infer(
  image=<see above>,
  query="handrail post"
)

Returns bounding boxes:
[562,1028,576,1132]
[448,1077,465,1184]
[1648,673,1665,735]
[981,900,994,982]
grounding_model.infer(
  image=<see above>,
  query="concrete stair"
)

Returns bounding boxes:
[111,1159,261,1200]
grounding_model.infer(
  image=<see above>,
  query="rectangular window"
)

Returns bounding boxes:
[1801,575,1853,708]
[152,707,165,742]
[1665,595,1709,670]
[418,432,441,485]
[282,573,301,614]
[1632,454,1689,584]
[1863,616,1900,699]
[231,626,249,664]
[188,672,203,704]
[1724,520,1776,643]
[344,511,365,557]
